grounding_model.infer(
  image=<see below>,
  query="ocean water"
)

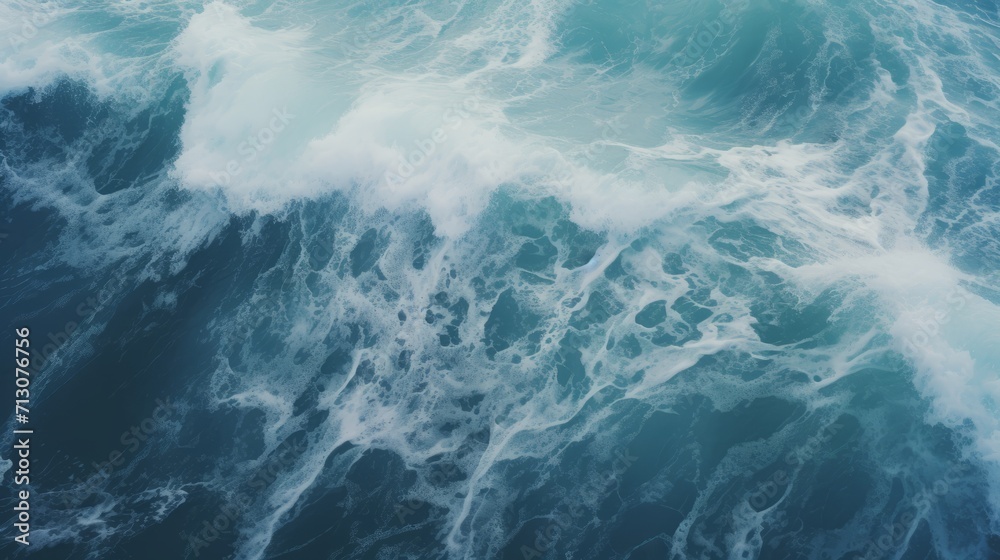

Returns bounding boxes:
[1,0,1000,558]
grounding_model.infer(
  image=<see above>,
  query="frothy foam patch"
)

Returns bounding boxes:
[296,84,524,237]
[0,3,103,95]
[166,2,708,236]
[170,2,317,207]
[899,294,1000,529]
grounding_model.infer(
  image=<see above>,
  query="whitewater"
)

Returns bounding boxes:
[1,0,1000,558]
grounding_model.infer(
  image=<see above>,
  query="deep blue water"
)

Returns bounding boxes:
[2,0,1000,559]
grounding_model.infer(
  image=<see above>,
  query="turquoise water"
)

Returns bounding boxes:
[1,0,1000,558]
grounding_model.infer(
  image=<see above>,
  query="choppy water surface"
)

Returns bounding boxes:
[2,0,1000,558]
